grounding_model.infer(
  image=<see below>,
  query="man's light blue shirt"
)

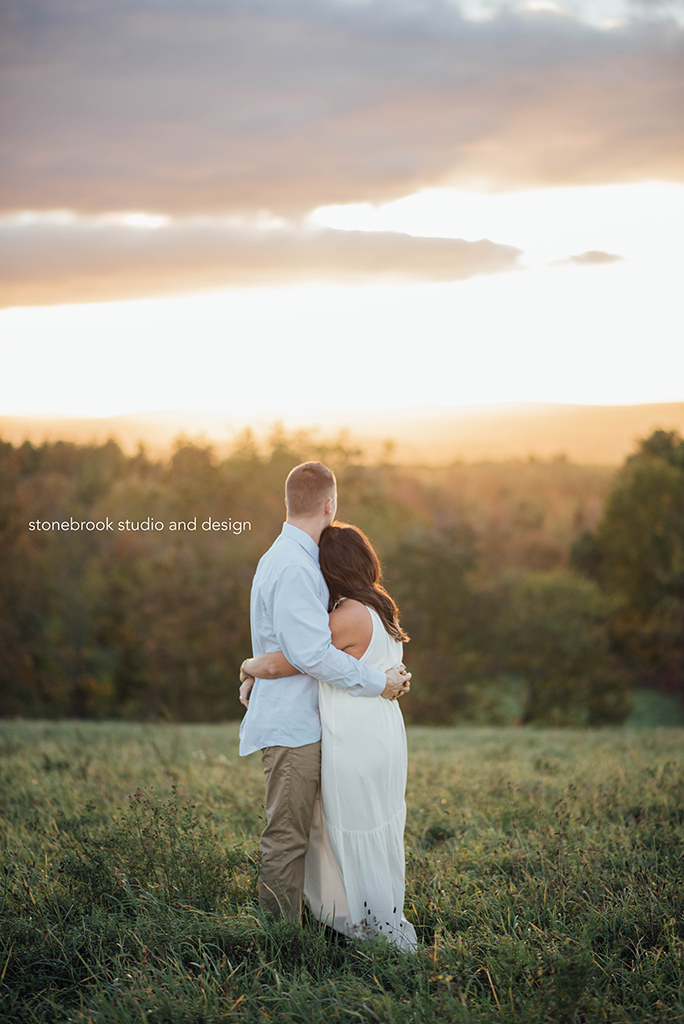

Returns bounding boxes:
[239,522,386,756]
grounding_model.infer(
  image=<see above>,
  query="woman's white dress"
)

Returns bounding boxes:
[304,604,417,951]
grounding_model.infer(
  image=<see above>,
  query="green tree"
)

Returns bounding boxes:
[593,430,684,697]
[385,526,494,724]
[494,571,629,726]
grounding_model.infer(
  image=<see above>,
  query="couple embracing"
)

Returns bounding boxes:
[238,461,417,952]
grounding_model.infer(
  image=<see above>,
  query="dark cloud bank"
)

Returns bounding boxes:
[1,0,682,216]
[1,0,681,304]
[0,219,521,307]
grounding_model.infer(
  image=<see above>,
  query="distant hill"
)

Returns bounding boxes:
[1,402,684,465]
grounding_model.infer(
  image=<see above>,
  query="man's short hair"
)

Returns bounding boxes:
[285,462,336,518]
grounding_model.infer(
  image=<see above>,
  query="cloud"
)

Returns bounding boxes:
[1,0,682,216]
[0,216,521,307]
[551,249,624,266]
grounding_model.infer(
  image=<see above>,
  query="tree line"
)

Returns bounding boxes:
[1,427,681,725]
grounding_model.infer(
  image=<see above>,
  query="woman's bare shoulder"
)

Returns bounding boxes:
[330,598,369,626]
[329,598,372,652]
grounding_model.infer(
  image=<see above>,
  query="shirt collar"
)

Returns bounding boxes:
[281,521,320,564]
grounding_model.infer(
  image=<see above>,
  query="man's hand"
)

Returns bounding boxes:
[380,664,411,701]
[239,674,255,708]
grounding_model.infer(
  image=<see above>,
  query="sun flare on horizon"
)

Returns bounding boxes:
[2,180,683,419]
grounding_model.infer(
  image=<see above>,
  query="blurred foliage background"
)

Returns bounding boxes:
[1,426,683,727]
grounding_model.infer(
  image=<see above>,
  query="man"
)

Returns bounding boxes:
[238,461,410,921]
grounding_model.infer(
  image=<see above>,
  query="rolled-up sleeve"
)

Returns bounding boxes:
[272,566,385,697]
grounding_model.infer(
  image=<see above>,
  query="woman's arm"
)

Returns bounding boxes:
[241,650,297,681]
[238,650,298,709]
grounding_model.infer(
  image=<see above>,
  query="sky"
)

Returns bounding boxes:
[1,0,683,418]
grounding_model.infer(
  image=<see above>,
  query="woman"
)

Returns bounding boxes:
[240,522,417,951]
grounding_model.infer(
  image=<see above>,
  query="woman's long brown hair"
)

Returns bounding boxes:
[318,522,409,643]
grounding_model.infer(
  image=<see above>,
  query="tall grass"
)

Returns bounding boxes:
[1,721,682,1022]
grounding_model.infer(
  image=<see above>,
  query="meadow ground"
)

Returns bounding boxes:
[0,721,682,1023]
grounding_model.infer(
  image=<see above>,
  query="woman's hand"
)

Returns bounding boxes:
[239,673,255,708]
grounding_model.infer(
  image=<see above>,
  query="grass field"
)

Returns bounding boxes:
[1,721,682,1023]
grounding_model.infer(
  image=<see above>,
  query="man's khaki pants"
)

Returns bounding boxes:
[259,741,321,921]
